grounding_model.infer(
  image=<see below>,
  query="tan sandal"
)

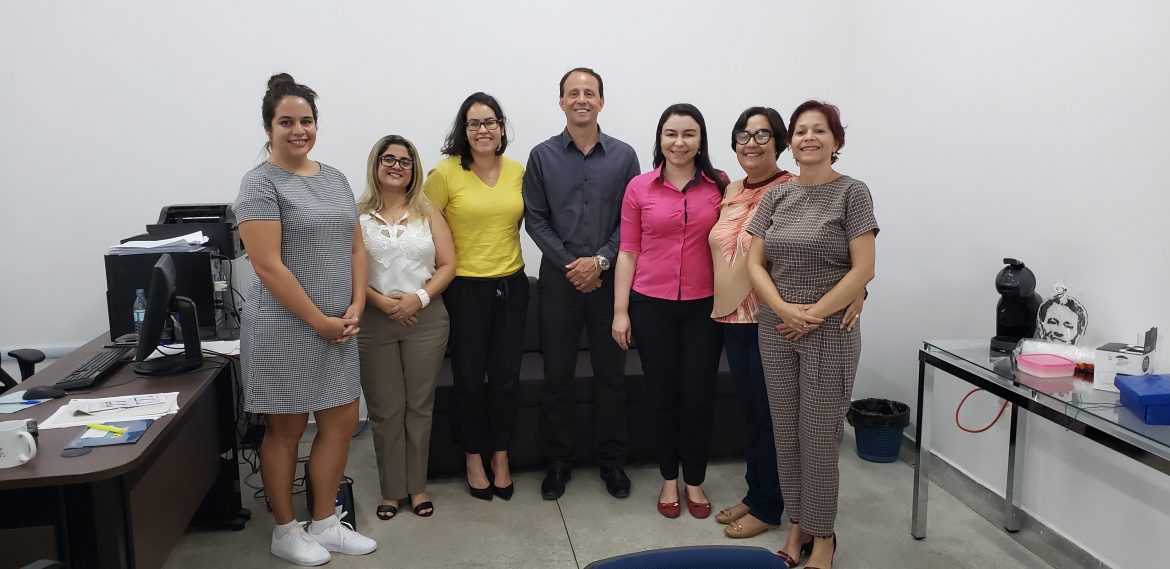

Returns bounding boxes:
[715,503,749,525]
[724,514,779,538]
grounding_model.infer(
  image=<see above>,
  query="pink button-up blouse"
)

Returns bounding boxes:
[619,166,723,301]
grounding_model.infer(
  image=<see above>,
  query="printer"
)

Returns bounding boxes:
[104,204,243,340]
[145,204,244,259]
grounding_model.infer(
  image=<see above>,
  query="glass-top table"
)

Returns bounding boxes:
[911,340,1170,540]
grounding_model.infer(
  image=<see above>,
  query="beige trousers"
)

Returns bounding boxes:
[358,296,449,499]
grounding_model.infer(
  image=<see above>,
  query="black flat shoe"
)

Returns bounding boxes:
[375,504,398,520]
[600,467,631,499]
[468,483,493,501]
[492,483,515,501]
[541,466,571,500]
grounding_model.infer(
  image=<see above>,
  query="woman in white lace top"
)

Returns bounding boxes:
[356,135,455,520]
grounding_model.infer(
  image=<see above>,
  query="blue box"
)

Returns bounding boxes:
[1115,374,1170,425]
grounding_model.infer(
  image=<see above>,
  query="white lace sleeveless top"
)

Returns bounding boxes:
[360,211,435,295]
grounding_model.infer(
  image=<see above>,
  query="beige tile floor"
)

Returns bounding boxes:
[164,429,1052,568]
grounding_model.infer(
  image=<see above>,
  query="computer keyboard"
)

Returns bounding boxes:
[54,346,133,390]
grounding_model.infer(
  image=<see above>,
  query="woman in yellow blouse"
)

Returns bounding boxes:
[424,92,526,501]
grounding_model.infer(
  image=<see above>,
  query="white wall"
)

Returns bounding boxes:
[2,1,1168,566]
[842,2,1170,568]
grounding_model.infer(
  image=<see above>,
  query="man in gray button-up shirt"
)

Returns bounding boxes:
[523,67,640,501]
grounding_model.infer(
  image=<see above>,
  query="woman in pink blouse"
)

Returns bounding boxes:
[611,103,726,519]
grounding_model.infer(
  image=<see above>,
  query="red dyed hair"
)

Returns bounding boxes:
[787,100,846,164]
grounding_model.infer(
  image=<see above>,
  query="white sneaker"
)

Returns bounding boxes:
[307,514,377,555]
[271,523,331,566]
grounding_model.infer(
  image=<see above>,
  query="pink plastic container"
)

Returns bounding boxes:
[1016,353,1076,378]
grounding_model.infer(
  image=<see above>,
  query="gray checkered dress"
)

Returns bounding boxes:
[234,161,361,414]
[746,175,878,537]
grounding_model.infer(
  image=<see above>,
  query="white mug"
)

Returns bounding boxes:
[0,419,37,469]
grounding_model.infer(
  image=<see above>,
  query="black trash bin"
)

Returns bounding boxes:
[846,398,910,463]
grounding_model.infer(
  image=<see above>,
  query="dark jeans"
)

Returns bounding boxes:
[722,322,783,525]
[538,259,628,469]
[444,272,529,455]
[629,291,723,485]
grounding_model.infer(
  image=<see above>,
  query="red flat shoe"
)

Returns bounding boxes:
[657,500,681,518]
[685,496,712,519]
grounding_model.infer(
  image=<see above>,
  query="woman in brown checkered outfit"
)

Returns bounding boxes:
[746,100,878,569]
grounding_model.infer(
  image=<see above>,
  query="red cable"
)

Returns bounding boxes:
[955,388,1010,433]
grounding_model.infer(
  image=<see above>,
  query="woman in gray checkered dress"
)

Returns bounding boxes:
[746,100,878,569]
[233,74,376,565]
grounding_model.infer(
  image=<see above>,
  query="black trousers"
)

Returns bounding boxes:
[628,291,723,485]
[444,272,529,455]
[722,322,783,525]
[538,258,628,469]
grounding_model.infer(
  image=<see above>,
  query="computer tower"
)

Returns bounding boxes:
[304,474,357,529]
[105,249,216,340]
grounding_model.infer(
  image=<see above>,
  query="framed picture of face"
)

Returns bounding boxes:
[1036,289,1088,345]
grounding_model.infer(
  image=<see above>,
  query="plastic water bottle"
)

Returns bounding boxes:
[132,289,147,338]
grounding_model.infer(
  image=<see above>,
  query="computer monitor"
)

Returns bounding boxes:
[133,254,203,376]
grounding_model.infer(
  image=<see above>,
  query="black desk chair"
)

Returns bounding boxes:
[1,348,46,395]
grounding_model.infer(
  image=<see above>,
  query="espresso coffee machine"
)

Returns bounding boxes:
[991,258,1042,352]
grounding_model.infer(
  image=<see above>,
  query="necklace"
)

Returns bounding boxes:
[472,159,500,186]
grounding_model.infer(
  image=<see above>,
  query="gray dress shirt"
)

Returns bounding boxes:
[523,129,641,269]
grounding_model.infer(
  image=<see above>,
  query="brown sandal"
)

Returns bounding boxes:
[724,514,778,538]
[715,503,749,525]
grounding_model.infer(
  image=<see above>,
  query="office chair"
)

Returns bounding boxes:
[583,546,786,569]
[1,347,46,395]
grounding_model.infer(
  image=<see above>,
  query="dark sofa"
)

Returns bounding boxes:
[426,276,746,476]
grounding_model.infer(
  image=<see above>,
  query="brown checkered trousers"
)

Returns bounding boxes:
[746,175,878,537]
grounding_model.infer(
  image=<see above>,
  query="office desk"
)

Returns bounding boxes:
[0,336,246,569]
[912,340,1170,539]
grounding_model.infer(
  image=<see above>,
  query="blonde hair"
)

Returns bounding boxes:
[356,135,430,222]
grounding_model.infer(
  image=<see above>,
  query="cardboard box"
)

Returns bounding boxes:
[1094,327,1158,393]
[1116,374,1170,425]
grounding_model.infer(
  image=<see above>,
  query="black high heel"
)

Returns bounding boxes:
[805,534,837,569]
[468,483,493,501]
[491,483,514,500]
[776,521,815,569]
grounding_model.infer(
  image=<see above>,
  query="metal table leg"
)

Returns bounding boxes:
[912,356,934,539]
[1004,402,1027,532]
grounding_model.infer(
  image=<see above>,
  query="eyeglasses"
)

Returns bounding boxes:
[378,155,414,169]
[466,118,501,131]
[733,129,773,145]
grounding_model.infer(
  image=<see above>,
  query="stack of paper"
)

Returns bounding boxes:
[39,392,181,429]
[107,231,209,255]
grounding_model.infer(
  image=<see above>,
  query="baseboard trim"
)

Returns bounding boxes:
[899,435,1108,569]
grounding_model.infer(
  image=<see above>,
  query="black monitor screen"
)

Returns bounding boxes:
[136,254,176,362]
[132,254,203,375]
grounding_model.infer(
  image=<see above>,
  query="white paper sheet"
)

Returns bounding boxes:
[39,392,181,429]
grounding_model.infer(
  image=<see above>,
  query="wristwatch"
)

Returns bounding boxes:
[595,255,611,271]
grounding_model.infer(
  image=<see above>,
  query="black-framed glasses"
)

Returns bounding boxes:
[733,129,773,145]
[466,118,501,131]
[378,155,414,169]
